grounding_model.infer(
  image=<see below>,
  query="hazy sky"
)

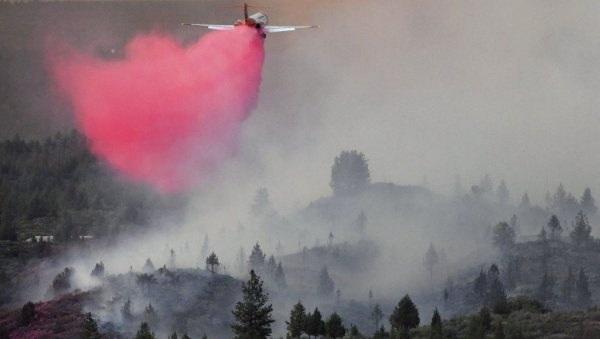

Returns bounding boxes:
[228,0,600,212]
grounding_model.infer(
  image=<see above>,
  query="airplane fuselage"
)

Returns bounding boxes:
[235,12,269,37]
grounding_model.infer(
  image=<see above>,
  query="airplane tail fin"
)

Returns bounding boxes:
[225,3,265,20]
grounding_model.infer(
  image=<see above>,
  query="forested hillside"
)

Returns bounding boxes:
[0,131,179,242]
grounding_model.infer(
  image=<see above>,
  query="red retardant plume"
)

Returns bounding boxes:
[49,27,264,193]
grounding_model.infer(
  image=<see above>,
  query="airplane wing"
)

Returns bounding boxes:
[181,23,235,30]
[264,25,319,33]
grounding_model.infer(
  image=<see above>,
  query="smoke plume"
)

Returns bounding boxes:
[49,26,264,193]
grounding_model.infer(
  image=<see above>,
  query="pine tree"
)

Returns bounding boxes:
[144,302,158,325]
[266,255,277,277]
[423,243,439,282]
[571,211,592,247]
[330,150,371,196]
[274,262,287,289]
[576,268,591,308]
[581,188,597,217]
[487,277,507,311]
[231,270,274,339]
[168,330,178,339]
[497,180,510,204]
[325,312,346,338]
[479,306,492,333]
[536,272,555,303]
[430,308,442,339]
[389,294,420,332]
[135,322,156,339]
[248,243,266,271]
[81,312,101,339]
[90,262,105,278]
[318,266,335,296]
[121,298,133,321]
[18,302,35,326]
[348,324,362,338]
[373,325,388,339]
[473,270,488,300]
[142,258,155,273]
[286,301,307,338]
[306,308,326,338]
[547,215,562,240]
[205,252,220,274]
[492,222,515,255]
[562,267,576,303]
[371,303,384,330]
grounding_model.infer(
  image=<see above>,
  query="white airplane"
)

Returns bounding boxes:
[181,3,318,38]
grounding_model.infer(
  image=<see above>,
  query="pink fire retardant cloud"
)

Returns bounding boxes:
[49,27,265,193]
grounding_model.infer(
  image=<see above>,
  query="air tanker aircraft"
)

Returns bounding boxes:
[181,3,318,38]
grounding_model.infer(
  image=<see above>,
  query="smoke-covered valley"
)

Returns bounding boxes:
[2,1,600,339]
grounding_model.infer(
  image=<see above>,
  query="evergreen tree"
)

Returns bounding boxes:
[466,315,481,339]
[142,258,155,273]
[562,267,576,304]
[318,266,335,296]
[576,268,591,308]
[570,211,592,247]
[81,312,101,339]
[286,301,307,338]
[231,270,274,339]
[547,215,562,240]
[389,294,420,332]
[371,303,384,330]
[18,301,35,326]
[348,324,362,338]
[423,243,439,282]
[398,327,411,339]
[266,255,277,277]
[497,180,510,204]
[330,150,371,196]
[473,270,488,300]
[121,298,133,321]
[144,302,158,325]
[205,252,220,274]
[274,262,287,290]
[248,243,266,271]
[325,312,346,338]
[90,262,105,278]
[580,188,597,217]
[135,322,156,339]
[373,325,388,339]
[486,277,507,311]
[492,222,515,255]
[536,272,555,303]
[430,308,442,339]
[168,331,178,339]
[306,308,326,338]
[479,306,492,333]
